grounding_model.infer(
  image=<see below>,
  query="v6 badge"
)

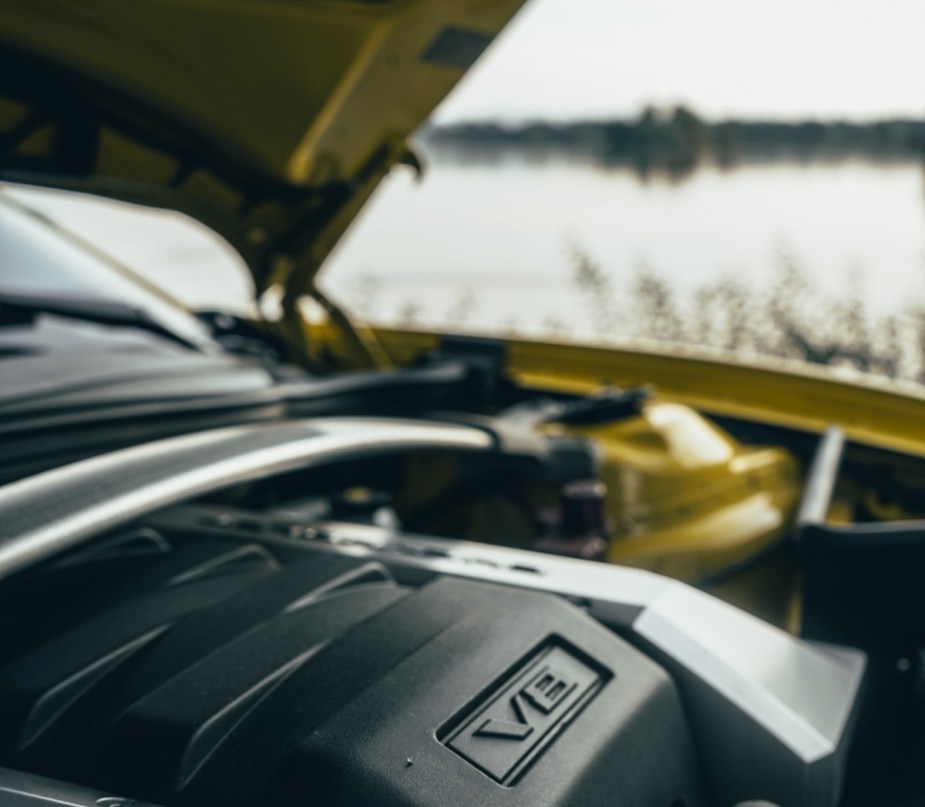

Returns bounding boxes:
[440,640,609,784]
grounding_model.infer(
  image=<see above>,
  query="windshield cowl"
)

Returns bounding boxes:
[0,194,220,354]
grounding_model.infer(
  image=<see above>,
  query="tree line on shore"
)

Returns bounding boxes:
[424,106,925,179]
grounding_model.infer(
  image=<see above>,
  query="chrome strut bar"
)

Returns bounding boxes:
[0,418,493,581]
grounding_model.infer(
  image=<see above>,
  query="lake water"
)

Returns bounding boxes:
[322,155,925,340]
[8,156,925,347]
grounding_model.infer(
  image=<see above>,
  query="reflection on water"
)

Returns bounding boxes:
[425,110,925,184]
[321,154,925,380]
[323,155,925,323]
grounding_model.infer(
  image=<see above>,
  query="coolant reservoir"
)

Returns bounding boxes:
[555,403,801,588]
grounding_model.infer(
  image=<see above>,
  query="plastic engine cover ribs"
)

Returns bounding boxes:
[0,532,701,807]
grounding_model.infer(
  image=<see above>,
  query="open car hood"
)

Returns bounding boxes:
[0,0,524,312]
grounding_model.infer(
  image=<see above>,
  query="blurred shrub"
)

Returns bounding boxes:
[570,243,921,383]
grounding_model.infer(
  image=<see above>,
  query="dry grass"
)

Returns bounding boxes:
[340,245,925,385]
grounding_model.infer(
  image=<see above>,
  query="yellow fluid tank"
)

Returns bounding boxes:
[556,402,801,594]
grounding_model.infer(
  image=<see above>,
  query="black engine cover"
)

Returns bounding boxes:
[0,533,701,806]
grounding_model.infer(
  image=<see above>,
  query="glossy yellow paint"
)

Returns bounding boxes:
[551,402,800,582]
[0,0,526,294]
[356,325,925,458]
[2,0,526,184]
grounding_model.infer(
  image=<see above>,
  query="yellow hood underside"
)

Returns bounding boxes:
[0,0,526,295]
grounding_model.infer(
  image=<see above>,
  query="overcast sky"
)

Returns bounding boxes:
[435,0,925,123]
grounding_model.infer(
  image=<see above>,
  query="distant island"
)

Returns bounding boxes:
[422,106,925,180]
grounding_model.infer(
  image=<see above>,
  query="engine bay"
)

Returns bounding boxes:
[4,342,925,806]
[2,400,903,807]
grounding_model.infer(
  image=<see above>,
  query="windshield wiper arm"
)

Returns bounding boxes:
[0,290,200,350]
